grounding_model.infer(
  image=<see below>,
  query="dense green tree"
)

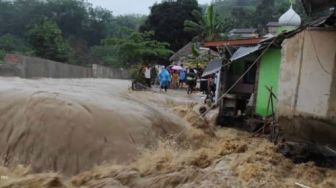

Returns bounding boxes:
[109,15,146,37]
[0,0,45,37]
[27,18,71,62]
[0,0,146,64]
[211,0,308,32]
[254,0,275,27]
[230,7,255,28]
[91,45,119,66]
[0,0,314,65]
[0,34,31,53]
[92,30,173,67]
[140,0,200,51]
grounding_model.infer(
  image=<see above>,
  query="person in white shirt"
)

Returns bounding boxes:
[144,65,152,88]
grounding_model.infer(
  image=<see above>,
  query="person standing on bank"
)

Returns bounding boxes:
[144,65,151,88]
[179,66,186,88]
[159,67,170,92]
[186,69,197,94]
[172,70,179,89]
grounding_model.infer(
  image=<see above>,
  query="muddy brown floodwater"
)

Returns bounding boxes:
[0,78,335,188]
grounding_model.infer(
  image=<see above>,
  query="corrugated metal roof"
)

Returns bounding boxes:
[203,38,262,47]
[202,59,222,77]
[230,45,262,62]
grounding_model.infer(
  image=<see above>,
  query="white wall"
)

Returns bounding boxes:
[278,31,304,117]
[278,29,336,118]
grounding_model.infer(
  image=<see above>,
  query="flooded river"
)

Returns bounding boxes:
[0,78,193,175]
[0,78,335,188]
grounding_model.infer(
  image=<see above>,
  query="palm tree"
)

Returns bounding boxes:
[184,5,223,41]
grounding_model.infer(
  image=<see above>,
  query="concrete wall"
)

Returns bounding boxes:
[2,55,92,78]
[0,54,24,76]
[0,54,130,79]
[22,56,92,78]
[328,52,336,119]
[278,29,336,119]
[92,64,130,79]
[278,29,336,149]
[0,63,23,76]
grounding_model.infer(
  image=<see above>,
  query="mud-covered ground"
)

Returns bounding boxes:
[0,78,335,188]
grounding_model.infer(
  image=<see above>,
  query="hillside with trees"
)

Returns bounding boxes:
[140,0,201,52]
[0,0,146,65]
[204,0,308,35]
[0,0,313,67]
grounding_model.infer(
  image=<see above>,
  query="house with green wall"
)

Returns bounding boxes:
[204,0,336,152]
[255,48,281,117]
[225,3,302,118]
[254,4,301,117]
[226,46,282,118]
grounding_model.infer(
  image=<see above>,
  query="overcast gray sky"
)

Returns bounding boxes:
[88,0,212,15]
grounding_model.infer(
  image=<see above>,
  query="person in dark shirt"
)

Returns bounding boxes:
[186,69,197,94]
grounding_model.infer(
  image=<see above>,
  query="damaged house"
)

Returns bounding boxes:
[201,38,263,106]
[209,3,336,152]
[277,16,336,151]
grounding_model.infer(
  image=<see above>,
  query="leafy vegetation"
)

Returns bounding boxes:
[27,18,71,62]
[0,34,31,53]
[184,5,224,41]
[211,0,309,33]
[181,0,310,43]
[0,0,145,66]
[140,0,201,52]
[92,30,173,67]
[0,0,314,67]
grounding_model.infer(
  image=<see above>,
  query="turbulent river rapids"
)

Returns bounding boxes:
[0,78,335,188]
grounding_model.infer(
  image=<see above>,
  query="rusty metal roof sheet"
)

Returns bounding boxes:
[203,38,262,48]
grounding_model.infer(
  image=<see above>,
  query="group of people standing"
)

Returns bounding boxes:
[142,64,217,101]
[143,64,198,94]
[159,65,198,94]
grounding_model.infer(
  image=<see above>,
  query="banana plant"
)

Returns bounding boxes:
[184,5,223,42]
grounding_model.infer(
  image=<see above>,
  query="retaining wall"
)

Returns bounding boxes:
[0,54,130,79]
[92,64,130,79]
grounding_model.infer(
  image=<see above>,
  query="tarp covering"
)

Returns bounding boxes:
[202,59,222,77]
[230,45,262,62]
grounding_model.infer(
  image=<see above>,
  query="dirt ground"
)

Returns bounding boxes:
[0,78,335,188]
